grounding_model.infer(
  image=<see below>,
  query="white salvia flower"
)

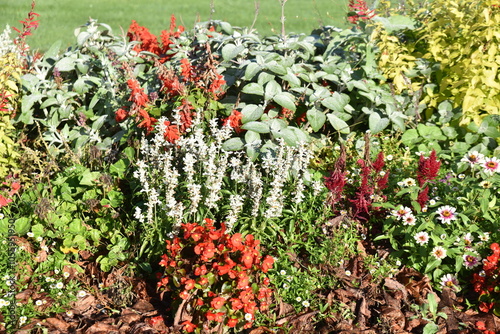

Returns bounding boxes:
[312,180,324,196]
[187,183,202,214]
[134,207,145,223]
[225,194,245,232]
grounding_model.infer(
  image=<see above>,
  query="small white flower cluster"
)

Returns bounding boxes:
[0,26,21,59]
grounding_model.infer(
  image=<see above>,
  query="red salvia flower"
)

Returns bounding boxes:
[115,107,129,122]
[223,110,244,134]
[163,120,180,143]
[127,78,149,107]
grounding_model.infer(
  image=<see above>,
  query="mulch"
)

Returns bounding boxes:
[9,257,499,334]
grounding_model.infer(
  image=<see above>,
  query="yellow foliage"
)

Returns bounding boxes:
[0,51,23,179]
[374,0,500,126]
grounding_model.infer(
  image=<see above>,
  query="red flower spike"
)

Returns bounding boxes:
[223,110,244,134]
[163,121,180,143]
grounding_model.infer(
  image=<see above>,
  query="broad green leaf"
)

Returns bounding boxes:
[219,21,233,34]
[449,141,469,153]
[273,92,296,111]
[266,61,287,75]
[257,72,275,86]
[280,127,299,146]
[69,220,84,235]
[322,93,350,113]
[307,108,326,132]
[55,57,76,72]
[244,62,261,80]
[241,104,263,123]
[44,40,62,60]
[222,138,245,151]
[422,322,439,334]
[76,32,92,46]
[40,97,58,109]
[327,114,350,134]
[244,130,261,145]
[241,121,271,133]
[268,118,288,132]
[372,15,417,33]
[222,44,245,61]
[369,112,390,134]
[242,83,264,96]
[15,217,31,236]
[265,80,281,100]
[80,169,100,186]
[280,71,302,88]
[401,129,420,146]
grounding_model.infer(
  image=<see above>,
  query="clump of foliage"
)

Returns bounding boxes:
[472,242,500,316]
[157,219,274,333]
[374,0,500,127]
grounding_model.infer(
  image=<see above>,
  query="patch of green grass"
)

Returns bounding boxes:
[0,0,349,52]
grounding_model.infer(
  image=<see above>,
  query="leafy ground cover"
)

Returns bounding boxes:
[1,0,500,333]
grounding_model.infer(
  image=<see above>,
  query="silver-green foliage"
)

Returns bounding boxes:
[17,20,138,156]
[201,21,415,154]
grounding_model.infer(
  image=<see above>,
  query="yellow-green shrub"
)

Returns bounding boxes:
[374,0,500,126]
[0,27,23,179]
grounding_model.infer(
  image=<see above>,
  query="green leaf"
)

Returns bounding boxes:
[273,92,296,111]
[450,141,469,154]
[266,61,287,75]
[222,44,245,61]
[422,322,439,334]
[55,57,76,72]
[244,62,261,81]
[40,97,58,109]
[280,70,302,88]
[372,15,417,33]
[222,138,245,151]
[401,129,420,146]
[15,218,31,236]
[307,108,326,132]
[322,93,350,113]
[327,114,350,134]
[19,94,43,124]
[369,112,390,134]
[219,21,233,34]
[44,40,62,60]
[69,220,84,235]
[241,105,264,123]
[241,121,271,133]
[244,130,261,145]
[110,159,127,178]
[80,169,100,186]
[427,292,437,316]
[265,80,281,100]
[242,83,264,96]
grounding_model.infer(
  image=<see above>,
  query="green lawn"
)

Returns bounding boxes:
[0,0,349,52]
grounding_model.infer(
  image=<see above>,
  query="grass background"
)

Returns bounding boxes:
[0,0,350,52]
